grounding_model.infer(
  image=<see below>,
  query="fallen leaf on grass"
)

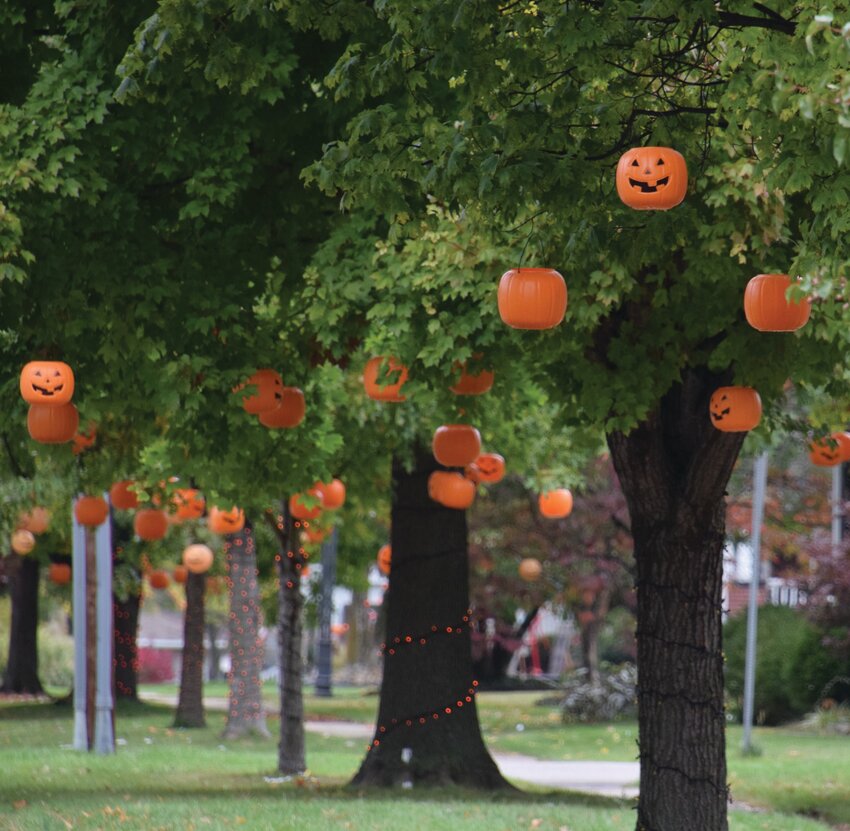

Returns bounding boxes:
[13,800,26,809]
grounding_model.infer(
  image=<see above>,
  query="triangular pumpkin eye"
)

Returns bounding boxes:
[657,158,664,165]
[631,159,639,167]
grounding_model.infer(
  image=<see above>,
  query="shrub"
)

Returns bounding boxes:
[38,625,74,689]
[137,648,174,683]
[560,663,637,723]
[724,605,845,725]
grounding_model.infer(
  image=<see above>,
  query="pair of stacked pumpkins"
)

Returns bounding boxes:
[20,361,80,444]
[430,424,506,510]
[363,356,495,402]
[290,478,347,529]
[238,369,305,428]
[107,480,172,540]
[10,506,50,556]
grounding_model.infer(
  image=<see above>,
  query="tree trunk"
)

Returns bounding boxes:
[113,588,140,700]
[1,554,44,695]
[222,523,270,739]
[174,572,206,728]
[579,620,600,683]
[352,448,508,789]
[276,502,306,774]
[608,367,744,831]
[207,623,222,681]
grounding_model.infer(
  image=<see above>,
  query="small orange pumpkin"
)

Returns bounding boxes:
[27,403,79,444]
[319,478,346,510]
[236,368,284,414]
[290,490,323,521]
[75,495,109,527]
[709,386,762,432]
[48,563,72,585]
[616,147,687,210]
[19,361,75,406]
[18,507,50,535]
[134,508,169,541]
[432,424,482,467]
[71,422,97,455]
[183,543,214,574]
[498,268,567,330]
[427,471,476,510]
[465,453,505,484]
[11,529,36,555]
[518,558,542,582]
[808,432,850,466]
[301,525,327,544]
[377,544,392,576]
[208,505,245,534]
[173,565,189,584]
[449,361,494,396]
[539,488,573,519]
[148,570,170,590]
[744,274,811,332]
[110,481,139,511]
[172,488,205,521]
[363,356,409,402]
[258,386,305,428]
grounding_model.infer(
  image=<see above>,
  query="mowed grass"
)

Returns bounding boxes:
[0,694,843,831]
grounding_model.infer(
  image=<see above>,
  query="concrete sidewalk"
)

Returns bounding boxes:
[140,690,639,797]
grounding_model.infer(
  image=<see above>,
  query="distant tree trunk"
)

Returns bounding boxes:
[206,623,222,681]
[274,502,306,774]
[608,367,743,831]
[174,572,206,728]
[352,448,508,789]
[113,588,140,700]
[1,554,44,695]
[222,523,270,739]
[579,619,600,682]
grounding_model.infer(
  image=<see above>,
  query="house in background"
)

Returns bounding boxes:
[723,540,806,620]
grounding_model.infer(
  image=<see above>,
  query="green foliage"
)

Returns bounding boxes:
[724,605,846,725]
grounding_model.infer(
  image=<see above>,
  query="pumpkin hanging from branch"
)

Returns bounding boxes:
[17,507,50,535]
[11,529,36,555]
[48,563,71,585]
[497,268,567,330]
[75,496,109,527]
[27,403,79,444]
[318,478,346,510]
[518,558,542,582]
[19,361,75,406]
[172,488,205,521]
[432,424,482,467]
[539,488,573,519]
[616,146,688,210]
[183,543,214,574]
[134,508,169,541]
[450,361,494,396]
[235,368,284,414]
[208,505,245,534]
[259,386,305,428]
[808,431,850,466]
[465,453,505,484]
[743,273,811,332]
[290,490,324,521]
[148,570,170,590]
[363,356,409,402]
[709,386,762,432]
[377,544,392,576]
[427,471,476,510]
[110,481,139,511]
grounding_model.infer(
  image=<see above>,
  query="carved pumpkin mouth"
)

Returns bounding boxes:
[629,176,669,193]
[711,407,731,422]
[32,383,63,395]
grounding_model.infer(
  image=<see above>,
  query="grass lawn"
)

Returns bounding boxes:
[1,694,844,831]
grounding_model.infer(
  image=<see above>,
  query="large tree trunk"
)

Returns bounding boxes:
[608,367,744,831]
[222,523,270,739]
[1,554,44,695]
[174,571,206,728]
[113,587,140,700]
[352,448,508,789]
[276,502,306,774]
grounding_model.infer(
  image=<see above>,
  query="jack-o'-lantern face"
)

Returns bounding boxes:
[182,543,214,574]
[377,544,391,576]
[616,147,687,211]
[172,488,206,520]
[20,361,75,406]
[208,505,245,534]
[466,453,505,484]
[235,368,284,414]
[709,386,762,433]
[809,432,850,467]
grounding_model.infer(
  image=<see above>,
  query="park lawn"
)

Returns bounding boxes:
[0,698,840,831]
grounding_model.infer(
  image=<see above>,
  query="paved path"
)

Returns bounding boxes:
[140,690,638,796]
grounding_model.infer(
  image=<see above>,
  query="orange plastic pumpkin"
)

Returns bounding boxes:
[148,570,170,590]
[744,274,811,332]
[172,488,205,521]
[74,496,109,527]
[432,424,482,467]
[290,490,323,521]
[465,453,505,484]
[616,147,687,210]
[18,507,50,535]
[363,356,409,402]
[450,362,494,396]
[319,478,346,510]
[259,386,305,428]
[27,403,79,444]
[518,558,542,582]
[236,368,284,414]
[498,268,567,330]
[539,488,573,519]
[208,505,245,534]
[48,563,72,585]
[428,471,476,510]
[19,361,75,406]
[134,508,169,541]
[709,387,762,432]
[11,529,35,555]
[809,432,850,466]
[72,422,97,455]
[110,480,139,511]
[183,543,214,574]
[173,565,188,584]
[377,544,392,576]
[301,525,327,544]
